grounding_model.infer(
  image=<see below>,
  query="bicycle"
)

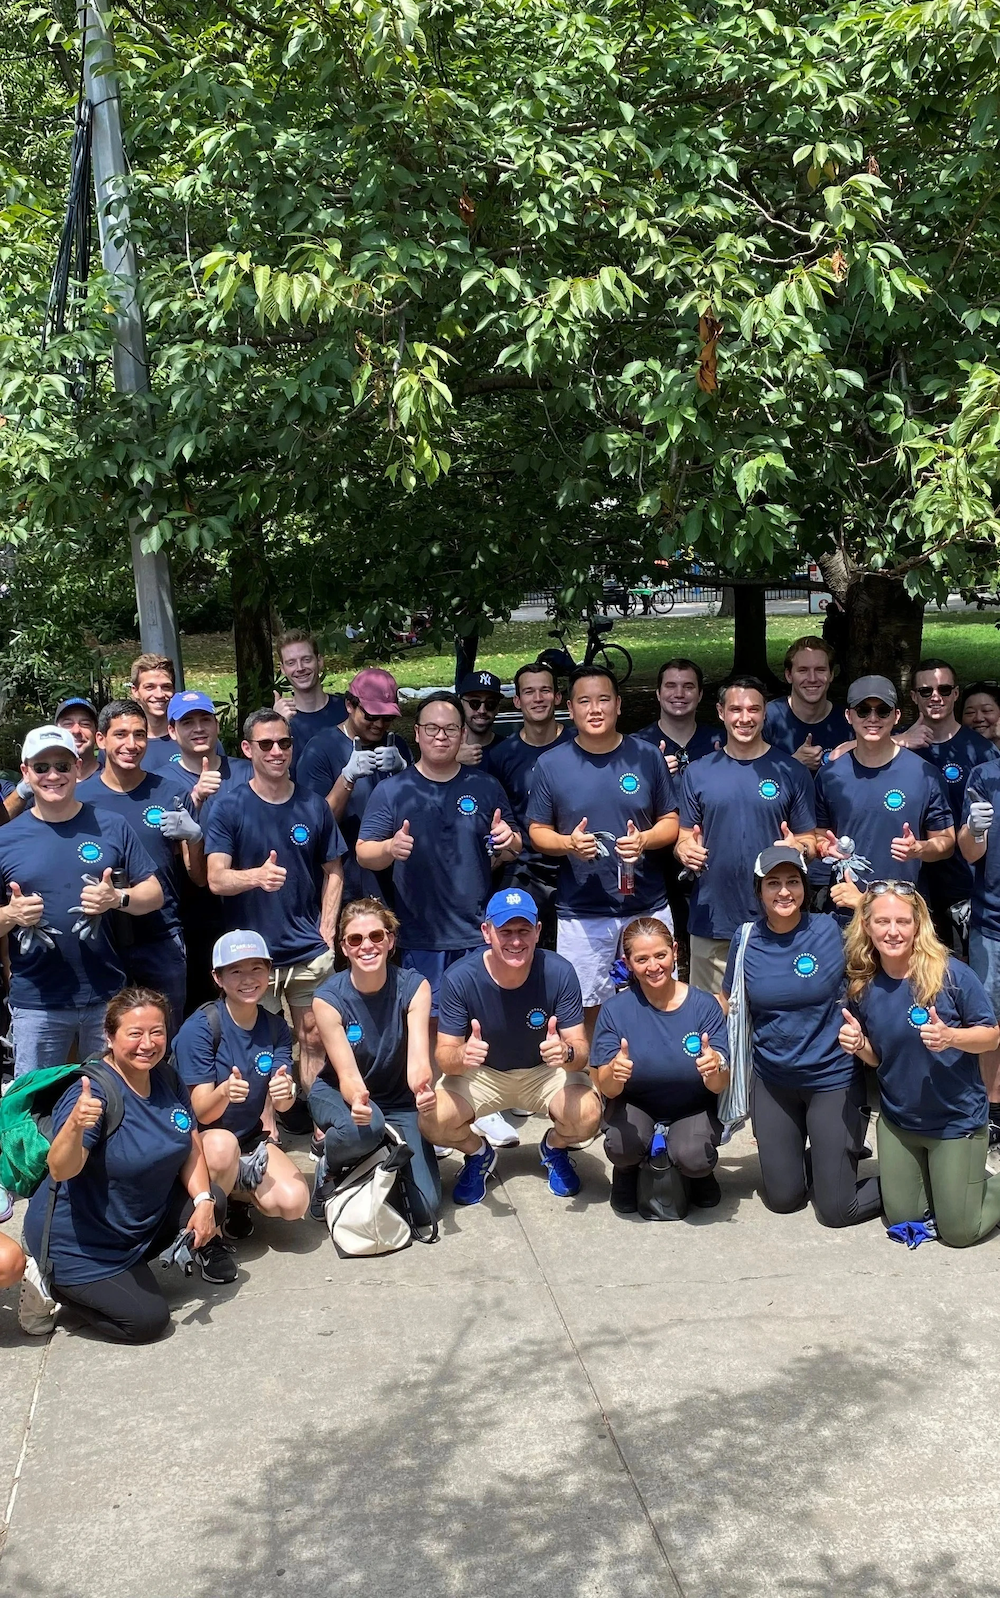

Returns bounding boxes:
[536,614,634,686]
[603,579,676,617]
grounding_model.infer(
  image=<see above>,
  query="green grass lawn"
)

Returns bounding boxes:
[115,609,1000,703]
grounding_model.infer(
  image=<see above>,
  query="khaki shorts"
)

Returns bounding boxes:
[262,947,335,1013]
[440,1066,597,1118]
[689,935,731,997]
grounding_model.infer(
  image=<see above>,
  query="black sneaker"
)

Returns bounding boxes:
[309,1155,333,1222]
[310,1132,326,1163]
[222,1202,255,1241]
[688,1173,722,1208]
[610,1166,639,1215]
[196,1237,238,1283]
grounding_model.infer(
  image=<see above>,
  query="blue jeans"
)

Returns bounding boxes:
[969,929,1000,1011]
[322,1102,441,1219]
[11,1003,108,1078]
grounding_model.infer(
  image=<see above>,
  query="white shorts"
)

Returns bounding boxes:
[556,905,672,1007]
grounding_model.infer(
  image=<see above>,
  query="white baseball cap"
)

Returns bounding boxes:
[21,725,79,763]
[211,929,272,969]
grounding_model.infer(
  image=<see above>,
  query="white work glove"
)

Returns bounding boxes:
[968,799,995,840]
[342,747,379,783]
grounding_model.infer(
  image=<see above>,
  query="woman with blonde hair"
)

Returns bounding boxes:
[841,883,1000,1245]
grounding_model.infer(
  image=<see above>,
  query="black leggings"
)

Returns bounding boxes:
[603,1099,722,1175]
[52,1183,227,1345]
[750,1071,880,1228]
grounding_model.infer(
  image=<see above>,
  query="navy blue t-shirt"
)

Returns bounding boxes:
[77,769,189,943]
[963,760,1000,939]
[593,982,729,1121]
[526,735,677,917]
[0,804,159,1009]
[437,947,584,1072]
[763,699,851,766]
[679,749,816,940]
[297,727,413,900]
[173,1001,294,1139]
[489,726,572,866]
[144,732,225,772]
[852,959,996,1137]
[814,748,952,897]
[289,696,348,774]
[23,1066,196,1284]
[311,964,425,1113]
[203,785,346,967]
[633,721,722,769]
[358,767,516,951]
[722,912,854,1090]
[916,727,999,907]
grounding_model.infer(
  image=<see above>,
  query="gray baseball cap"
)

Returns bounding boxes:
[211,929,271,969]
[847,674,897,708]
[753,843,807,880]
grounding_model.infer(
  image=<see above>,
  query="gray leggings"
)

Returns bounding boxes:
[750,1070,881,1228]
[603,1099,722,1176]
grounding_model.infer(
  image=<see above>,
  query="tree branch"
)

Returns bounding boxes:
[456,374,553,398]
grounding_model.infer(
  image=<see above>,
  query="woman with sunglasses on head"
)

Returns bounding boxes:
[961,683,1000,752]
[592,916,730,1216]
[842,883,1000,1245]
[18,987,230,1343]
[719,845,881,1228]
[308,899,440,1221]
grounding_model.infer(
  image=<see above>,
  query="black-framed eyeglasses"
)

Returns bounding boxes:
[853,701,894,718]
[914,684,957,699]
[253,737,293,752]
[866,880,917,897]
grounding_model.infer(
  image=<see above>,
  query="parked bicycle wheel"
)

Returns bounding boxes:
[593,642,633,686]
[650,586,675,616]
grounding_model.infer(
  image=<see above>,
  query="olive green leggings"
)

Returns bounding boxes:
[877,1116,1000,1248]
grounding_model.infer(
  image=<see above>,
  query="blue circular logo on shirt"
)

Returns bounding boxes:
[943,763,963,783]
[619,773,640,795]
[527,1009,547,1030]
[682,1031,702,1056]
[758,780,779,801]
[254,1051,274,1076]
[289,824,310,846]
[78,841,103,864]
[142,805,165,829]
[884,789,906,811]
[170,752,183,765]
[821,750,832,765]
[458,795,479,815]
[908,1004,930,1029]
[170,1107,193,1132]
[345,1023,363,1044]
[793,953,818,979]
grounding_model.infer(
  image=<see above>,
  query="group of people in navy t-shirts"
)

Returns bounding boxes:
[4,632,1000,1344]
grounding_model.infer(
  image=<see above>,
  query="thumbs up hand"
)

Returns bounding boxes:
[406,1060,437,1111]
[838,1007,866,1056]
[390,819,414,861]
[268,1064,296,1109]
[227,1065,251,1103]
[350,1086,373,1125]
[794,732,823,771]
[570,816,598,860]
[80,867,119,915]
[70,1074,104,1134]
[539,1015,567,1069]
[463,1017,490,1072]
[610,1038,633,1085]
[829,868,862,912]
[456,736,483,766]
[773,820,795,847]
[677,823,708,873]
[489,806,514,854]
[257,850,287,891]
[919,1004,954,1053]
[890,821,920,862]
[615,818,645,863]
[159,797,203,841]
[7,880,44,928]
[695,1032,728,1086]
[659,740,680,776]
[192,757,222,805]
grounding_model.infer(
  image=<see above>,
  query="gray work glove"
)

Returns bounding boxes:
[159,798,203,841]
[15,923,61,955]
[342,747,379,783]
[968,798,994,840]
[157,1229,196,1276]
[15,778,32,801]
[69,874,104,943]
[373,743,406,774]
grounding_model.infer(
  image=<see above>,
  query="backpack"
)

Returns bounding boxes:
[324,1126,438,1257]
[196,998,283,1059]
[0,1059,126,1198]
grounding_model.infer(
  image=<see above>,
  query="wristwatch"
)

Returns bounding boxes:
[564,1044,575,1065]
[191,1191,213,1208]
[117,889,130,910]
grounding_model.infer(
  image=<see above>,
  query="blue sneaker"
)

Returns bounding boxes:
[452,1141,497,1206]
[539,1133,580,1198]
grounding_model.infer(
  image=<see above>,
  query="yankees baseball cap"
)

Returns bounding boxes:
[458,670,502,698]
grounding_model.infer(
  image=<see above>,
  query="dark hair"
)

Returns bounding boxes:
[514,660,557,693]
[656,657,704,691]
[242,707,291,743]
[960,681,1000,716]
[717,674,767,707]
[568,664,619,697]
[98,699,147,736]
[104,987,170,1039]
[621,916,674,961]
[753,861,808,900]
[914,657,956,686]
[415,690,465,728]
[783,635,835,673]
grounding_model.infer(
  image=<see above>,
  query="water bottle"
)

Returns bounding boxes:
[617,855,635,895]
[649,1123,670,1171]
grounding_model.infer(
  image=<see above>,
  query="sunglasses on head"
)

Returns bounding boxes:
[253,736,293,751]
[853,701,894,718]
[914,684,956,699]
[29,760,74,774]
[866,880,917,897]
[343,927,388,949]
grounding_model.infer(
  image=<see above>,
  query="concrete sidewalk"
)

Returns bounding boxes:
[1,1126,998,1598]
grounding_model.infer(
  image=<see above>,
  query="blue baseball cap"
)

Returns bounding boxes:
[211,930,271,969]
[485,888,539,926]
[168,690,216,722]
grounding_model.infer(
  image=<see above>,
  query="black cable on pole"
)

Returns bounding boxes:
[41,18,93,360]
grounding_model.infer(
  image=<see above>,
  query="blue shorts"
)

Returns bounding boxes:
[970,929,1000,1011]
[400,947,481,1016]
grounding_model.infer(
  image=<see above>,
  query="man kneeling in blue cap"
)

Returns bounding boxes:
[419,889,600,1204]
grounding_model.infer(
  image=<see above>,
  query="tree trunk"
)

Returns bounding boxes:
[230,521,274,732]
[842,574,924,692]
[717,584,736,618]
[454,629,479,690]
[732,584,779,687]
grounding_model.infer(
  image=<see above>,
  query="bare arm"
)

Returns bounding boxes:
[915,826,955,862]
[355,836,396,871]
[124,874,164,916]
[320,859,344,947]
[180,836,208,888]
[959,824,987,864]
[640,812,679,851]
[528,821,575,856]
[207,851,279,896]
[311,998,367,1103]
[405,980,434,1101]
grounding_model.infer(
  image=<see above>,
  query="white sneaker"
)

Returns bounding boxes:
[18,1254,59,1336]
[472,1112,520,1148]
[508,1108,532,1120]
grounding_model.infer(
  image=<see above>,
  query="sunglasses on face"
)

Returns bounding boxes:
[343,928,388,949]
[866,880,917,897]
[30,760,74,774]
[914,684,956,699]
[853,702,894,719]
[462,697,497,711]
[253,737,293,752]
